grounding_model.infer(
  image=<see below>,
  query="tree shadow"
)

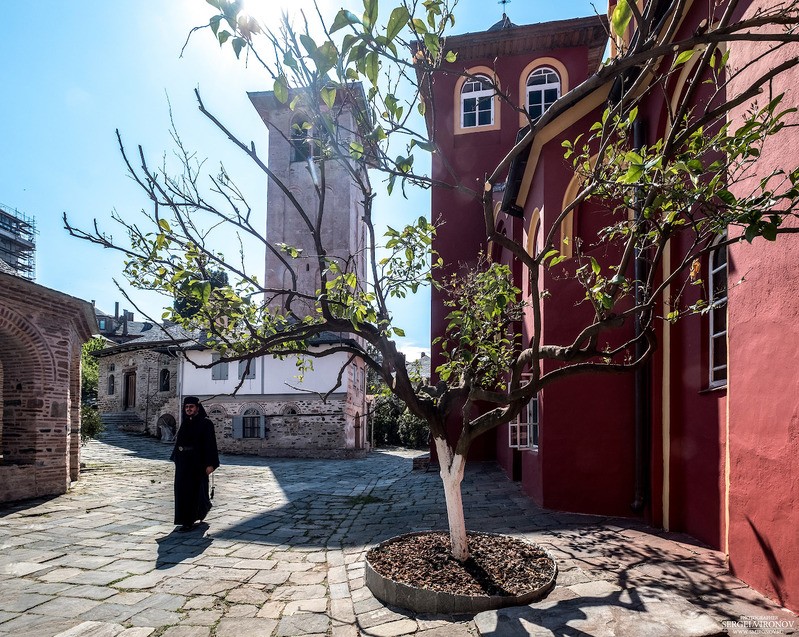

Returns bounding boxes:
[745,515,785,607]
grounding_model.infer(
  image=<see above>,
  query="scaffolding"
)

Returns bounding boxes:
[0,203,36,280]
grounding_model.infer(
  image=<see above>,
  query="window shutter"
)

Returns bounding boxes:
[211,353,229,381]
[259,415,266,439]
[232,416,243,439]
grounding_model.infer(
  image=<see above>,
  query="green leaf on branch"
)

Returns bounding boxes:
[362,0,379,31]
[209,14,222,35]
[274,75,289,103]
[673,49,696,67]
[349,141,365,159]
[331,9,361,33]
[321,86,337,109]
[231,37,245,58]
[386,5,410,41]
[611,0,632,37]
[364,51,379,85]
[445,50,457,63]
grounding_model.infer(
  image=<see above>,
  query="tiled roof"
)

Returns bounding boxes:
[94,323,193,356]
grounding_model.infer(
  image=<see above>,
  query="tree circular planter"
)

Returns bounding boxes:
[365,531,557,614]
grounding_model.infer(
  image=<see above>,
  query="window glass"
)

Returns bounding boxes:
[709,238,728,386]
[159,369,170,392]
[526,67,560,121]
[461,76,494,129]
[243,408,261,438]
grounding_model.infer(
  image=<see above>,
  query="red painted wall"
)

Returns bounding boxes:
[725,6,799,609]
[429,35,595,460]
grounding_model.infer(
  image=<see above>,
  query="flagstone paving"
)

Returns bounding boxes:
[0,427,796,636]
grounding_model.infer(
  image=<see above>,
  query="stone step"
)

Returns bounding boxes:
[100,412,145,433]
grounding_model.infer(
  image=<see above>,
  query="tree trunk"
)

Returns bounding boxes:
[433,437,469,561]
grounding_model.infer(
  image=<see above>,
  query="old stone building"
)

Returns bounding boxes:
[182,335,368,458]
[0,271,96,503]
[95,323,186,438]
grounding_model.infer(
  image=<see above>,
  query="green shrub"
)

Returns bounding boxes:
[81,405,104,443]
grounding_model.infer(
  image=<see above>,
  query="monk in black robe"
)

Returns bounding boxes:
[171,396,220,531]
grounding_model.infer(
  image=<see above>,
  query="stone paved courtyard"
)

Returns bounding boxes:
[0,427,796,636]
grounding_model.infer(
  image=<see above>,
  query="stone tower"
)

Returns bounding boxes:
[249,87,370,317]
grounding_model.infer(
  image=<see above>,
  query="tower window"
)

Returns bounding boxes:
[461,75,495,128]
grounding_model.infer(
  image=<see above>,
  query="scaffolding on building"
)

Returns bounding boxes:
[0,203,37,280]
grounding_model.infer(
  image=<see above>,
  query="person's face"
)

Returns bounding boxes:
[184,403,198,417]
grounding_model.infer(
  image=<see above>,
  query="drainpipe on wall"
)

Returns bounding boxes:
[631,117,652,514]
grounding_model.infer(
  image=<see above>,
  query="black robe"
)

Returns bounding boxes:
[170,414,220,526]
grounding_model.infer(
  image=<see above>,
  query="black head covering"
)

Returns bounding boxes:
[182,396,208,420]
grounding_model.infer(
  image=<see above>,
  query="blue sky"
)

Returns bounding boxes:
[0,0,600,360]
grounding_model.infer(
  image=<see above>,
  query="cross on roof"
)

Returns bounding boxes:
[499,0,511,13]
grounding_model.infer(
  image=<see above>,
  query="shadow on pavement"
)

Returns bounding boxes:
[155,522,212,568]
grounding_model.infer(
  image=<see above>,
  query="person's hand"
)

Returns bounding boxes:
[206,466,215,475]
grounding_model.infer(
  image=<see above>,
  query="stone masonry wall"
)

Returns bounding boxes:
[201,394,366,459]
[98,349,179,436]
[0,275,93,503]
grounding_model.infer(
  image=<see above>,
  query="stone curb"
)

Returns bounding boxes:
[365,531,557,614]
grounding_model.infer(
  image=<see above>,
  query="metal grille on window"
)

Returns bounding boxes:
[242,408,262,438]
[461,75,494,128]
[709,238,728,386]
[526,67,560,121]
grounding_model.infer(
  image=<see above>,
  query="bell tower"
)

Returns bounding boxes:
[249,87,370,318]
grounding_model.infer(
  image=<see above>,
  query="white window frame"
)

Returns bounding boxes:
[509,373,539,450]
[526,67,560,121]
[708,236,728,388]
[461,75,495,129]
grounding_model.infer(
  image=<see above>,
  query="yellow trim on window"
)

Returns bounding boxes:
[454,66,502,135]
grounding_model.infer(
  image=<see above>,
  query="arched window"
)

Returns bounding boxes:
[282,404,299,416]
[526,67,560,121]
[159,369,170,392]
[243,407,262,438]
[108,374,115,395]
[709,236,728,387]
[461,75,495,128]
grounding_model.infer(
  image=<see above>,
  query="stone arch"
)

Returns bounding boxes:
[156,413,177,442]
[0,304,56,467]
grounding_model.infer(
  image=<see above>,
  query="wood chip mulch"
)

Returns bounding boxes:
[367,531,556,597]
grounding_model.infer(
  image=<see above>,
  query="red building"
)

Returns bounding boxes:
[428,1,799,612]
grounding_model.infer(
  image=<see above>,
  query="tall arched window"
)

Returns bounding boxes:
[108,374,115,395]
[461,75,495,128]
[526,67,560,121]
[159,369,170,392]
[709,236,728,387]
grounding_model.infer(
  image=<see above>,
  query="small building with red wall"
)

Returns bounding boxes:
[428,0,799,613]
